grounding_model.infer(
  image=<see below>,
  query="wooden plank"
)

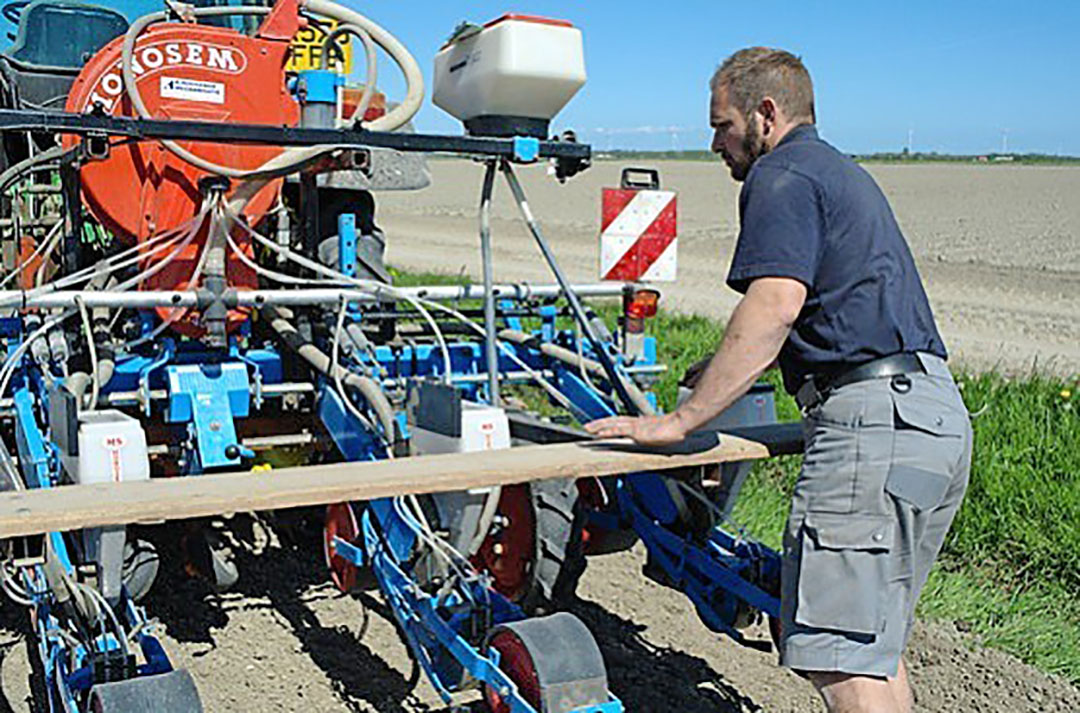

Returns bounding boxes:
[0,435,771,538]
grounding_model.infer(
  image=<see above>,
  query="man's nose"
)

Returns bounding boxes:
[710,130,723,153]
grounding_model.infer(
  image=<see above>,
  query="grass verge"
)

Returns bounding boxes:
[650,313,1080,684]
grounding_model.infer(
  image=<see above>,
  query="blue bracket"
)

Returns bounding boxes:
[317,382,385,462]
[12,386,53,489]
[338,213,358,279]
[512,136,540,163]
[297,69,340,105]
[553,367,615,422]
[500,299,522,332]
[539,305,558,343]
[166,362,250,469]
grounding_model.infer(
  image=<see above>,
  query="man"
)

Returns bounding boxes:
[585,48,972,713]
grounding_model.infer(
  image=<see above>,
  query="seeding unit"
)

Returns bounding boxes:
[0,1,801,711]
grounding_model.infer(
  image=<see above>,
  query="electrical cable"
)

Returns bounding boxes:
[0,561,34,606]
[391,496,475,592]
[75,296,98,411]
[222,220,327,286]
[0,212,204,396]
[0,308,71,400]
[421,301,578,412]
[115,202,222,350]
[331,295,377,433]
[0,207,207,310]
[79,581,131,661]
[0,144,67,196]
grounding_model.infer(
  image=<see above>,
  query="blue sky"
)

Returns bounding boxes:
[14,0,1076,154]
[357,0,1079,155]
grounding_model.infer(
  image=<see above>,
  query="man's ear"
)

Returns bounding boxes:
[758,97,778,134]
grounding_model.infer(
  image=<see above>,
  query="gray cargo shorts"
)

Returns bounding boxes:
[779,353,972,677]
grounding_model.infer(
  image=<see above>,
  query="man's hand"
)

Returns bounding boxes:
[583,413,688,446]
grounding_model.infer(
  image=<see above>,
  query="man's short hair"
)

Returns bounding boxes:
[711,47,815,123]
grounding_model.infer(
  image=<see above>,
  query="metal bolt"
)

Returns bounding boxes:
[209,421,221,432]
[872,533,884,542]
[493,543,505,555]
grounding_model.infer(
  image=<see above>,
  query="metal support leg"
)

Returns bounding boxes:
[300,172,320,278]
[479,160,500,406]
[60,155,83,276]
[499,161,641,415]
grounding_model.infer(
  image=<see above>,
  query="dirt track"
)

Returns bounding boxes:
[0,161,1078,711]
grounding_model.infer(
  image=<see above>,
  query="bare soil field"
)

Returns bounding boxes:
[0,161,1077,712]
[3,522,1078,712]
[379,160,1080,377]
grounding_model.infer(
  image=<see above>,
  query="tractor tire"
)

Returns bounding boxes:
[524,478,587,613]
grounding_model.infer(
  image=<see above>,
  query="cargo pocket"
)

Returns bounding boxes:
[892,391,966,440]
[795,513,893,635]
[889,391,966,511]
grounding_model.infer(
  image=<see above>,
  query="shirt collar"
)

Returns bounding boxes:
[777,123,818,148]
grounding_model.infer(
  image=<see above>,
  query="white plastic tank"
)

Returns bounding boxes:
[433,14,586,137]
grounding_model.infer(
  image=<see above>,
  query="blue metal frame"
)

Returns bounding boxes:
[617,477,780,639]
[0,259,773,712]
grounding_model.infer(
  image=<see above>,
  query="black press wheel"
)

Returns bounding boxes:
[89,670,203,713]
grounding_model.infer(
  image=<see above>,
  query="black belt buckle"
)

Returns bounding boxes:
[796,379,828,413]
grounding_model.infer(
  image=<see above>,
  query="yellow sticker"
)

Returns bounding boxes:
[286,20,352,73]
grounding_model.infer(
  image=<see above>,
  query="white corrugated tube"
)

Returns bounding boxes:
[119,0,424,181]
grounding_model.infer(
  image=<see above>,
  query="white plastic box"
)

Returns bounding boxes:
[433,14,586,136]
[65,410,150,485]
[410,402,511,456]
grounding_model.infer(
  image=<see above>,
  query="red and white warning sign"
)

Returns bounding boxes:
[600,168,677,282]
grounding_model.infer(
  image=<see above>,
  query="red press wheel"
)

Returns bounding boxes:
[471,484,536,601]
[324,502,360,593]
[483,627,543,713]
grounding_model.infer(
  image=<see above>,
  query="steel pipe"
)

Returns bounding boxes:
[0,283,631,310]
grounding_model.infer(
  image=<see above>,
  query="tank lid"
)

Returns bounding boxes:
[483,14,574,29]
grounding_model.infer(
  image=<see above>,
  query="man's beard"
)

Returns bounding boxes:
[729,119,769,182]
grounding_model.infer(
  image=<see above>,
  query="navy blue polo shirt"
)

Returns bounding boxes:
[726,124,946,394]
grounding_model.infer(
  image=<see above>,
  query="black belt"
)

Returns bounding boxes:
[796,352,926,411]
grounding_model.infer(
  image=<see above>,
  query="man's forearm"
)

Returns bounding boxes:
[673,291,794,433]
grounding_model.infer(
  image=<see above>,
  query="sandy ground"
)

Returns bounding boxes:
[378,160,1080,377]
[0,160,1077,711]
